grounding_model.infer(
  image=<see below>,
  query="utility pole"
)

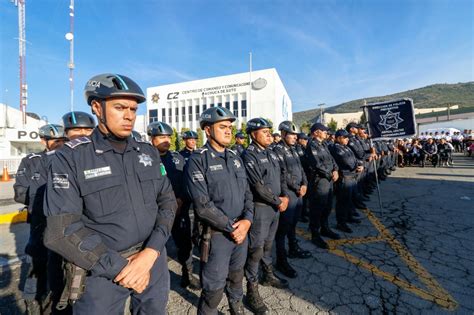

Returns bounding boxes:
[11,0,27,125]
[65,0,75,112]
[318,103,325,124]
[248,51,252,122]
[447,103,451,121]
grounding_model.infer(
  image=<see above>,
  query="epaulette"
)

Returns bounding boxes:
[65,136,91,149]
[246,145,255,151]
[28,153,42,159]
[46,150,56,156]
[134,137,152,145]
[227,149,237,155]
[194,148,208,155]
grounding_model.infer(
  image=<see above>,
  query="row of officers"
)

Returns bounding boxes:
[14,73,397,315]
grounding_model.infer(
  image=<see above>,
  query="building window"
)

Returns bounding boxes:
[168,108,172,118]
[149,109,158,123]
[233,101,238,116]
[181,106,186,122]
[225,101,230,110]
[241,100,247,117]
[175,108,179,123]
[188,106,193,121]
[218,102,222,107]
[210,103,214,108]
[203,104,207,111]
[161,108,166,121]
[195,105,200,120]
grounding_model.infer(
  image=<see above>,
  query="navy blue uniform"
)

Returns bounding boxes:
[273,141,307,260]
[161,151,194,269]
[231,143,245,156]
[44,128,177,315]
[184,142,254,314]
[348,134,367,204]
[304,138,338,233]
[179,147,194,163]
[242,142,288,284]
[329,143,362,225]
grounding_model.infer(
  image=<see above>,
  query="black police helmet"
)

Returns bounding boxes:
[39,124,67,140]
[182,130,198,139]
[278,120,298,134]
[84,73,146,105]
[246,118,273,134]
[147,121,173,137]
[62,111,95,130]
[199,107,236,129]
[235,132,246,139]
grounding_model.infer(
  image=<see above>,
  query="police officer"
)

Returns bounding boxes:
[346,122,367,211]
[15,124,67,314]
[43,74,177,315]
[147,121,200,290]
[184,107,254,315]
[273,121,310,272]
[231,131,246,156]
[269,132,281,149]
[242,118,289,314]
[295,132,310,223]
[329,130,364,233]
[62,111,95,140]
[180,130,199,162]
[304,123,340,249]
[295,133,308,158]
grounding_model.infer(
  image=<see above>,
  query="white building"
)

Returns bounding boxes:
[0,103,46,172]
[146,68,292,132]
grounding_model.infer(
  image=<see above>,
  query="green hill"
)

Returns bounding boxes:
[293,82,474,126]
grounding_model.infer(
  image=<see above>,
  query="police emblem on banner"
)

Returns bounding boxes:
[138,153,153,167]
[363,98,416,139]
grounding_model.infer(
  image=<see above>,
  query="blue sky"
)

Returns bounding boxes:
[1,0,472,124]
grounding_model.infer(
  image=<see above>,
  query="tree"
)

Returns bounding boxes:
[327,118,338,131]
[170,128,179,151]
[300,121,311,134]
[359,113,367,125]
[197,128,204,148]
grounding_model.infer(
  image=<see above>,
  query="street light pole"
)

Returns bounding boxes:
[318,103,325,124]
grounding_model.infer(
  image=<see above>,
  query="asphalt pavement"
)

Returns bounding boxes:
[1,153,473,314]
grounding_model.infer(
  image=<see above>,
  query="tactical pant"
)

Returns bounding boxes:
[171,202,193,268]
[335,174,357,224]
[307,177,333,233]
[73,248,170,315]
[276,190,303,260]
[245,203,279,284]
[198,233,247,315]
[48,251,71,314]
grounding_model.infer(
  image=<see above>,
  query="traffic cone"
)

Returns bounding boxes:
[1,166,11,182]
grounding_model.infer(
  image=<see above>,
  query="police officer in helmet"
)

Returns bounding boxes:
[231,131,246,156]
[62,111,95,140]
[44,74,177,314]
[180,130,199,162]
[185,107,254,315]
[147,121,200,290]
[242,118,290,315]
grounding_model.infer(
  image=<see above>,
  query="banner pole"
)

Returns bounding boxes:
[362,106,384,216]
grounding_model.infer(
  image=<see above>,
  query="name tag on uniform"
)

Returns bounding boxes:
[84,166,112,180]
[209,164,223,171]
[53,173,69,189]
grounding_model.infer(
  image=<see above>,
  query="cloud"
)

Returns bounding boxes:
[123,62,197,84]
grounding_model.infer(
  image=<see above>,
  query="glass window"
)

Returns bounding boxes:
[161,108,166,120]
[241,100,247,117]
[182,106,186,122]
[188,106,193,121]
[225,101,230,110]
[203,104,207,111]
[233,101,238,116]
[175,108,179,123]
[195,105,200,120]
[149,109,158,124]
[210,103,215,108]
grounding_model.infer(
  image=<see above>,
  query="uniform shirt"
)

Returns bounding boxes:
[348,134,366,160]
[273,141,307,193]
[231,143,245,156]
[242,142,289,207]
[44,128,177,279]
[359,138,372,161]
[14,152,43,207]
[184,142,254,232]
[161,151,187,201]
[304,138,338,180]
[294,144,305,158]
[329,143,361,176]
[179,147,194,163]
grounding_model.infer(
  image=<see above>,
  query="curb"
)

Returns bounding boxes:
[0,211,27,224]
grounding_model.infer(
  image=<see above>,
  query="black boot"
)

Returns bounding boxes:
[181,265,201,290]
[259,265,289,288]
[244,282,269,315]
[229,300,245,315]
[311,232,329,249]
[320,226,340,240]
[336,223,353,233]
[288,241,311,259]
[275,257,298,278]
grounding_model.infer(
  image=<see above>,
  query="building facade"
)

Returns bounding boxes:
[146,68,292,132]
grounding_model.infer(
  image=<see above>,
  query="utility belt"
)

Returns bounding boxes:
[56,242,144,310]
[196,216,241,263]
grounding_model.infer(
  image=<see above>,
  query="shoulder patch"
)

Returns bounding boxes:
[46,150,56,156]
[28,153,42,159]
[227,149,237,155]
[65,136,91,149]
[194,148,208,154]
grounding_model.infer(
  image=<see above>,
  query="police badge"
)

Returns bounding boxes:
[138,153,153,167]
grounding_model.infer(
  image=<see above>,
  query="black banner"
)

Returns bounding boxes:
[363,98,416,139]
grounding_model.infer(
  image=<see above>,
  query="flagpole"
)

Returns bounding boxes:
[362,104,384,216]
